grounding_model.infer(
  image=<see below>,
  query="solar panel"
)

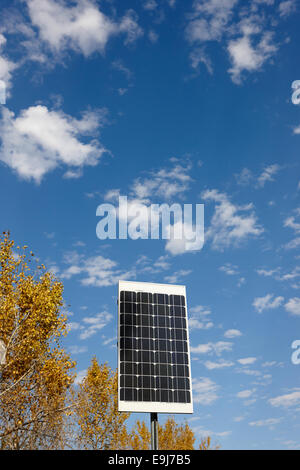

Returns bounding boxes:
[118,280,193,414]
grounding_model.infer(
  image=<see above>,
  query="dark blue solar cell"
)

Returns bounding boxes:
[119,289,191,405]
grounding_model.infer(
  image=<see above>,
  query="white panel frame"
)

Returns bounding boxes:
[118,280,193,414]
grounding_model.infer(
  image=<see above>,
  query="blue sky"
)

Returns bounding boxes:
[1,0,300,450]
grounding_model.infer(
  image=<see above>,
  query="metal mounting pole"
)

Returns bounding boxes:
[150,412,158,450]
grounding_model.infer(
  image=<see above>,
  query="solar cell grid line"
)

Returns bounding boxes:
[118,280,193,414]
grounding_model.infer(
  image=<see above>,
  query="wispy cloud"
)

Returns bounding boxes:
[256,164,281,188]
[253,293,284,313]
[224,329,242,339]
[249,418,281,428]
[79,311,113,340]
[61,251,135,287]
[191,341,233,356]
[185,0,238,44]
[203,359,234,370]
[202,189,263,251]
[129,161,193,202]
[164,269,192,284]
[278,0,297,17]
[69,345,88,354]
[235,164,281,188]
[189,305,214,330]
[185,1,281,83]
[219,263,239,275]
[192,377,220,405]
[269,390,300,408]
[236,389,256,399]
[0,34,17,98]
[237,357,257,365]
[283,208,300,250]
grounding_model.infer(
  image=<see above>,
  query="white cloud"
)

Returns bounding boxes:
[237,357,257,365]
[0,34,6,47]
[148,30,159,43]
[237,389,255,399]
[202,189,263,251]
[0,34,17,98]
[257,164,281,187]
[204,359,234,369]
[278,0,297,17]
[189,305,213,330]
[164,269,192,284]
[236,368,261,377]
[256,268,279,277]
[253,293,284,313]
[269,390,300,408]
[137,255,171,275]
[192,377,219,405]
[67,321,82,332]
[186,0,238,44]
[219,263,239,275]
[282,440,300,450]
[278,268,300,284]
[235,167,254,186]
[235,165,280,188]
[26,0,143,57]
[262,361,278,368]
[104,161,192,206]
[293,125,300,135]
[102,335,117,347]
[111,59,133,81]
[189,47,213,74]
[228,31,277,84]
[284,237,300,250]
[284,208,300,233]
[69,345,88,354]
[79,311,112,339]
[191,341,233,356]
[249,418,281,427]
[234,416,245,422]
[143,0,158,11]
[185,1,281,83]
[224,329,242,338]
[193,425,232,438]
[189,319,214,330]
[130,162,192,201]
[190,305,211,316]
[0,105,106,183]
[285,298,300,316]
[62,252,135,287]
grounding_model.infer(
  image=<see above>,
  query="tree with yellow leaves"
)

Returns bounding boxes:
[74,357,129,450]
[158,417,195,450]
[73,355,216,450]
[125,420,151,450]
[124,417,200,450]
[0,232,76,449]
